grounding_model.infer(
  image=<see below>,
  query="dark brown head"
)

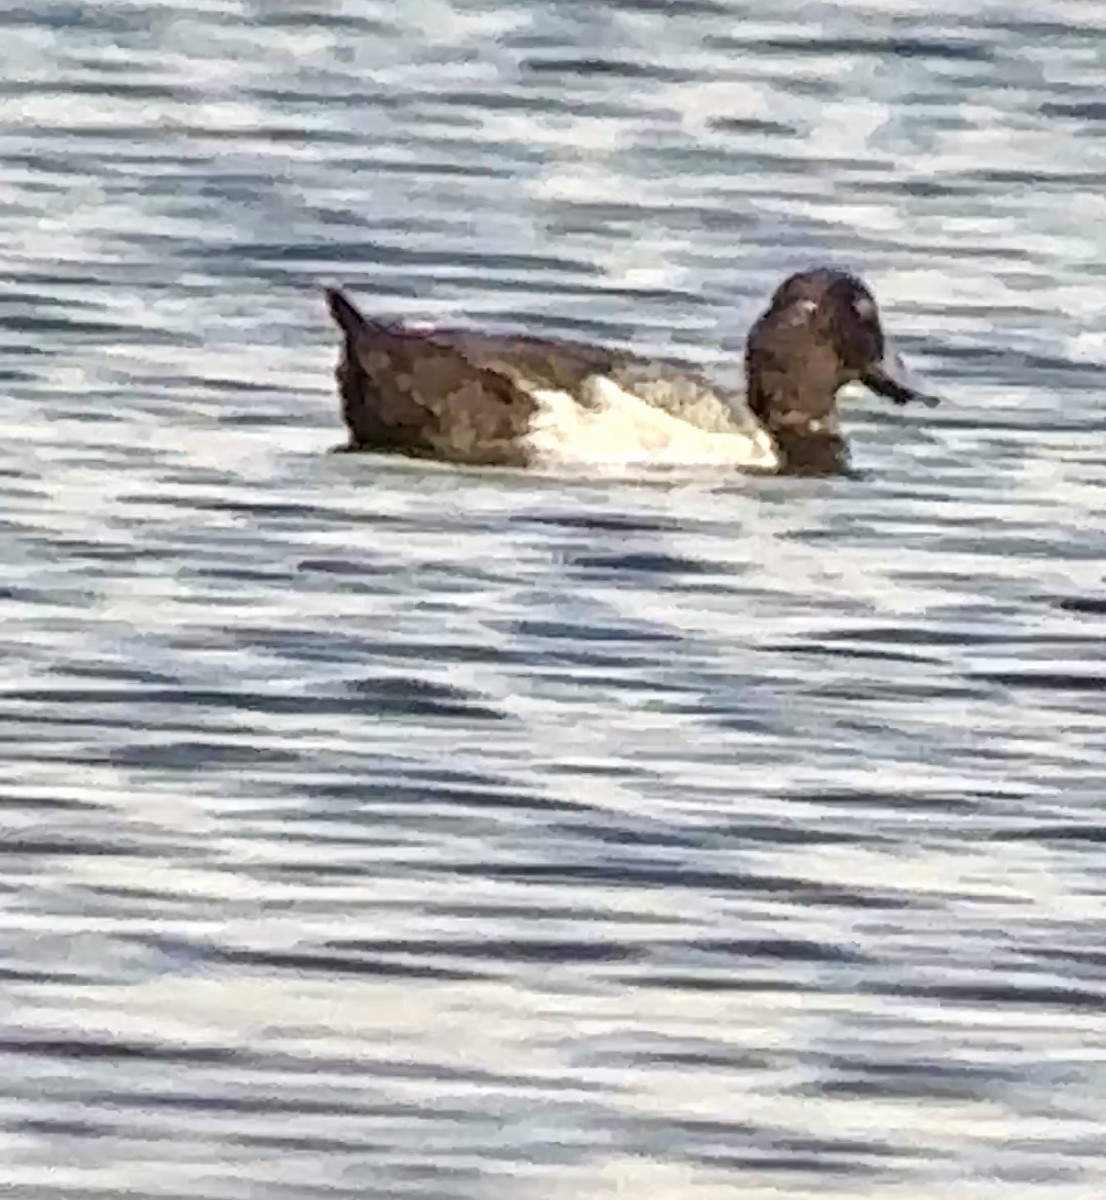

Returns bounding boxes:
[745,269,939,475]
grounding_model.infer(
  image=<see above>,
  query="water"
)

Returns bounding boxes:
[2,1,1106,1196]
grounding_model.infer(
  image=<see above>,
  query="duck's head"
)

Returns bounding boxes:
[745,268,939,476]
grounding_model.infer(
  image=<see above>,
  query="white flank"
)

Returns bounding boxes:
[521,375,779,472]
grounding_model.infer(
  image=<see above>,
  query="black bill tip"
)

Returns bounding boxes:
[862,344,941,409]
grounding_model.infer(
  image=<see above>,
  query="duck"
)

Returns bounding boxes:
[323,268,940,477]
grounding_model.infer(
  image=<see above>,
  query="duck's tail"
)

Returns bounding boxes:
[325,287,368,338]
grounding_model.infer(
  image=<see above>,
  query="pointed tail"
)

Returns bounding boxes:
[325,287,368,338]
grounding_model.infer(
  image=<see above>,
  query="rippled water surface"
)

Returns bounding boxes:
[2,1,1106,1196]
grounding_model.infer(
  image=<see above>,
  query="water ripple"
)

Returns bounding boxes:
[2,0,1105,1196]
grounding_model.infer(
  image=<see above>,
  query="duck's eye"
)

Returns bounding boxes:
[853,295,876,320]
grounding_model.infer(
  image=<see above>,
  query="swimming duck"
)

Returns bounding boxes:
[324,268,940,476]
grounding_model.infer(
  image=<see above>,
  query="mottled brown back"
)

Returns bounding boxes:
[330,294,543,467]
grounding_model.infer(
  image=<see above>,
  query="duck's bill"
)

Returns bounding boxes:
[861,344,941,409]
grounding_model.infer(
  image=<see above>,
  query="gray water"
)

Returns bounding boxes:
[2,1,1106,1196]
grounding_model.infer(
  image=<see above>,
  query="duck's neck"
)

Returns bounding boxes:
[746,370,850,476]
[767,422,850,476]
